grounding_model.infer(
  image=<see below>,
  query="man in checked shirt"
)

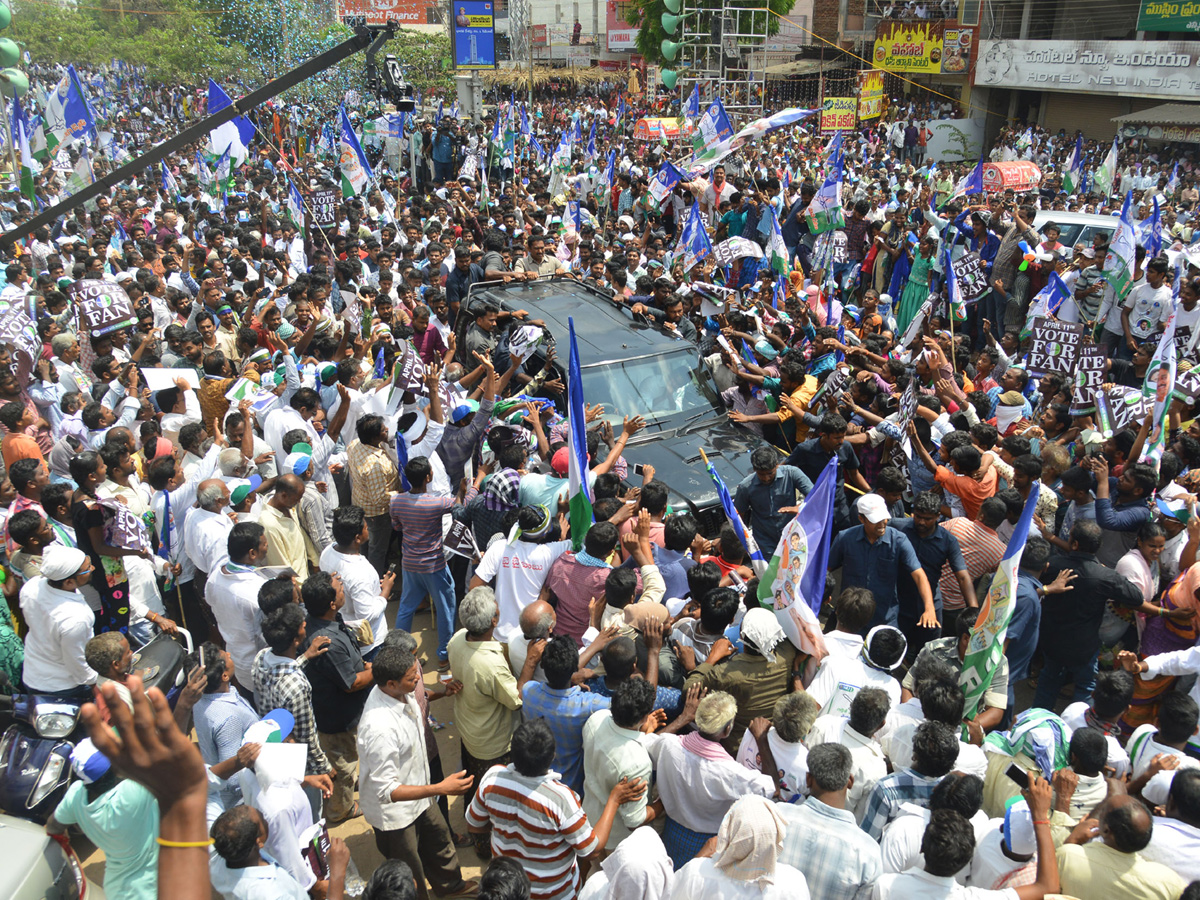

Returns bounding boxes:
[252,602,336,820]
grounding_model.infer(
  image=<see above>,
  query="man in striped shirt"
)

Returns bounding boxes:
[390,457,457,667]
[465,718,646,900]
[937,496,1007,635]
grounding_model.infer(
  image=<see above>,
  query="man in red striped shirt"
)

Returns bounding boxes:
[465,719,646,900]
[390,457,457,668]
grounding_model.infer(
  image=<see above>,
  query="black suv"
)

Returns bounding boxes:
[457,276,765,536]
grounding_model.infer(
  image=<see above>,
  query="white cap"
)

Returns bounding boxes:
[857,493,890,524]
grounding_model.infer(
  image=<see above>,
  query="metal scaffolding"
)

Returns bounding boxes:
[677,1,770,118]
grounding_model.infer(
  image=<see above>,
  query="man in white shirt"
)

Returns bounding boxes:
[185,479,236,579]
[807,687,891,823]
[1128,692,1200,780]
[1119,256,1171,355]
[1141,768,1200,884]
[469,513,572,644]
[19,545,97,695]
[808,624,905,719]
[581,680,657,850]
[356,642,477,900]
[871,774,1060,900]
[319,507,392,658]
[206,521,273,686]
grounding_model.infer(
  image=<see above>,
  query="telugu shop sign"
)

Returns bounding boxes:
[976,40,1200,98]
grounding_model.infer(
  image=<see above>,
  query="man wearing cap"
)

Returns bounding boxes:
[19,545,97,696]
[46,739,160,900]
[828,493,936,631]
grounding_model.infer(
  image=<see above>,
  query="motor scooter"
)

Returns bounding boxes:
[0,627,192,822]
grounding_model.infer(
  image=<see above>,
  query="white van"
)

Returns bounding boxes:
[1031,210,1119,251]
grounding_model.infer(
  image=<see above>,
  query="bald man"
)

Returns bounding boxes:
[260,474,318,582]
[1056,794,1185,900]
[508,599,555,682]
[185,478,235,585]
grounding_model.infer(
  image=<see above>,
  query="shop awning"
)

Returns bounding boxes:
[764,59,852,79]
[1112,103,1200,126]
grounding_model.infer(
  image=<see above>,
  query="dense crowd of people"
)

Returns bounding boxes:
[3,58,1200,900]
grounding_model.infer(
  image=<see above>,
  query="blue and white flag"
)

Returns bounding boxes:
[693,97,734,156]
[1169,159,1180,197]
[519,103,530,138]
[962,484,1039,721]
[286,177,306,236]
[1025,271,1072,321]
[585,121,596,162]
[947,156,985,207]
[647,160,684,207]
[1063,134,1084,194]
[601,148,617,191]
[160,162,181,202]
[206,79,255,165]
[566,317,594,550]
[677,200,714,272]
[1146,196,1163,259]
[703,451,765,576]
[803,132,845,234]
[338,104,373,198]
[758,456,836,658]
[685,83,700,119]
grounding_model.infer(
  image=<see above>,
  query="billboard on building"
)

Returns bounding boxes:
[858,70,885,119]
[337,0,429,25]
[608,0,639,51]
[873,20,945,73]
[453,0,496,70]
[1137,0,1200,32]
[976,39,1200,99]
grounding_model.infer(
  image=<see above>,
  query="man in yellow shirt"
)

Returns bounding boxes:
[729,358,819,443]
[260,474,319,583]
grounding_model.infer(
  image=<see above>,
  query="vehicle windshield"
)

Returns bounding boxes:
[581,351,720,426]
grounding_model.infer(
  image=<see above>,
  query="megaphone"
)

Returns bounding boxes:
[661,39,682,61]
[661,69,679,89]
[661,13,682,34]
[0,39,17,69]
[663,0,681,12]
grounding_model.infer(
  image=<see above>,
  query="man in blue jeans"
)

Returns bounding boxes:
[390,457,457,668]
[1033,520,1143,711]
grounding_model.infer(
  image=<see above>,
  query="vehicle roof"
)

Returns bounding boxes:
[466,277,686,366]
[1032,210,1121,230]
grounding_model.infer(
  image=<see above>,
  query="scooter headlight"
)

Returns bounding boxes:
[33,712,78,740]
[28,750,67,808]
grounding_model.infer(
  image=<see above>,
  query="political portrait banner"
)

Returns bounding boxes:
[1027,317,1084,378]
[69,279,137,338]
